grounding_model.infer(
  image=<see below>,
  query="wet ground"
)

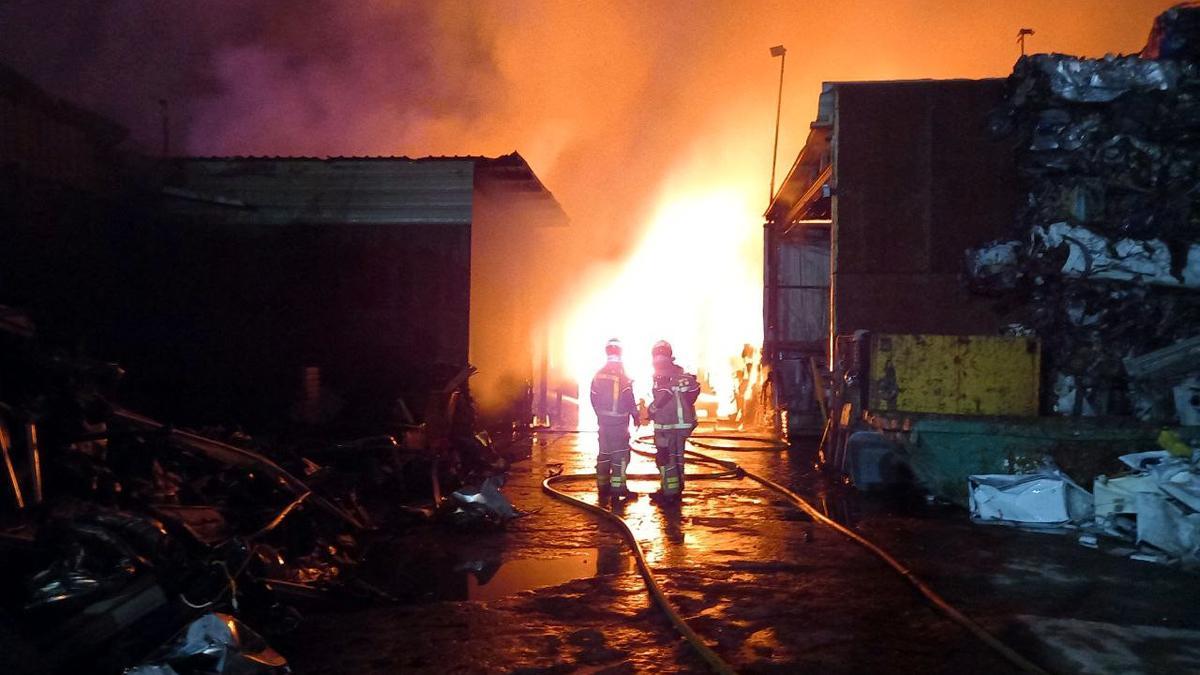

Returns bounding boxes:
[281,432,1200,674]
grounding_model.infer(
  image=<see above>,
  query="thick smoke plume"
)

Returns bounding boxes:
[0,1,1172,245]
[0,0,1177,412]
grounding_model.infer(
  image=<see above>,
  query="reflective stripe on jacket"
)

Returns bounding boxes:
[590,364,637,427]
[649,363,700,430]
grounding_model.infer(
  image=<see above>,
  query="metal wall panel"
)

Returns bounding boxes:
[830,80,1020,342]
[867,334,1041,416]
[775,232,829,344]
[166,158,476,225]
[779,288,827,343]
[778,238,829,286]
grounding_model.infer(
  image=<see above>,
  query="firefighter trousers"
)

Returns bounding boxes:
[653,428,690,497]
[596,425,631,494]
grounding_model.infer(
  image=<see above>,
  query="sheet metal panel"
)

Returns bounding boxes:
[867,334,1040,416]
[830,79,1020,342]
[166,158,475,225]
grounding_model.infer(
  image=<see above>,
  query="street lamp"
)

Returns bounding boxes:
[769,45,787,202]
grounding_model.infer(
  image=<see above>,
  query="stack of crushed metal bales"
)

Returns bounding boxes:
[969,3,1200,422]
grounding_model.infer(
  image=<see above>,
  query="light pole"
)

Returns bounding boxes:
[765,45,787,390]
[769,45,787,202]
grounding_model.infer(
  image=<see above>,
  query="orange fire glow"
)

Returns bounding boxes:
[514,2,1173,431]
[559,148,764,429]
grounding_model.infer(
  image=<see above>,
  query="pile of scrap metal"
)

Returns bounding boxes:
[969,2,1200,421]
[1094,439,1200,564]
[970,433,1200,567]
[0,309,520,674]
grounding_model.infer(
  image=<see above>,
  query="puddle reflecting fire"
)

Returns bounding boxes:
[463,548,620,601]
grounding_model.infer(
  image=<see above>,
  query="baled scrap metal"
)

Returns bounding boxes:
[1123,334,1200,379]
[1174,376,1200,425]
[1031,222,1200,288]
[1142,1,1200,61]
[970,16,1200,420]
[1030,53,1183,103]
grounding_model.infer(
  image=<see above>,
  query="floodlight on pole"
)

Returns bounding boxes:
[769,45,787,203]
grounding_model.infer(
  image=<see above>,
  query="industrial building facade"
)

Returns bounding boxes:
[148,154,567,427]
[1,60,567,430]
[765,78,1021,423]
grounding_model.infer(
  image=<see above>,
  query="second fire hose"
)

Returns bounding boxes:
[543,430,1049,675]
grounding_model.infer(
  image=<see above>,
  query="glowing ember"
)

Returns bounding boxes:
[562,184,762,430]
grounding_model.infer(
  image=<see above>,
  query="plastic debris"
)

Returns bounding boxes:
[125,612,290,674]
[442,474,520,527]
[965,240,1022,290]
[1136,492,1200,559]
[1093,446,1200,563]
[1118,450,1175,471]
[1094,473,1161,519]
[968,473,1092,525]
[1053,374,1098,417]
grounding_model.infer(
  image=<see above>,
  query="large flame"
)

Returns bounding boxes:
[561,175,763,430]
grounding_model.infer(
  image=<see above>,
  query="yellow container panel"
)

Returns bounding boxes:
[868,334,1040,416]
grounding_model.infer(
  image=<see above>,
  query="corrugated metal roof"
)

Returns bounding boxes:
[161,152,568,227]
[164,157,476,225]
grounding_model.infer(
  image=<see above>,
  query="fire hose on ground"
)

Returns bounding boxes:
[540,430,1049,675]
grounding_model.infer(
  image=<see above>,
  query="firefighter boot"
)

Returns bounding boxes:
[649,464,682,505]
[596,452,613,499]
[609,452,637,500]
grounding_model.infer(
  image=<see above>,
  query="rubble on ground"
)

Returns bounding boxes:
[0,307,520,674]
[969,432,1200,567]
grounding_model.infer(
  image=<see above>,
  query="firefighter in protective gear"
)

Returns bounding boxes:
[589,338,639,500]
[647,340,700,504]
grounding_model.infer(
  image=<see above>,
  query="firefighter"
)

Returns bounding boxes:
[589,338,639,501]
[647,340,700,505]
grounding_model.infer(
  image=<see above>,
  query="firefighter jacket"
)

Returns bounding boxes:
[648,363,700,430]
[590,363,638,428]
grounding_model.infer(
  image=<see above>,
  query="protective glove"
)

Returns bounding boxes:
[637,399,651,426]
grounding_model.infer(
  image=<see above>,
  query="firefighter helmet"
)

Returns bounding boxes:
[605,338,622,361]
[651,340,673,362]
